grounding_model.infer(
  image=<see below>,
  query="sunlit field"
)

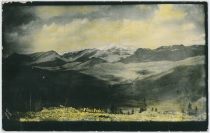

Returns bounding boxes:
[19,106,206,122]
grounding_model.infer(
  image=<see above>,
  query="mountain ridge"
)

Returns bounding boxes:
[120,45,204,63]
[5,44,205,64]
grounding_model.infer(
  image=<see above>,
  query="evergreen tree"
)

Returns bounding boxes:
[195,106,198,114]
[139,108,142,113]
[132,109,134,114]
[188,102,193,115]
[155,108,157,112]
[143,98,147,111]
[188,103,192,110]
[110,104,116,114]
[139,98,147,113]
[181,108,184,113]
[119,109,123,114]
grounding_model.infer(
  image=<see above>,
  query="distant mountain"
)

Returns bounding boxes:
[4,50,67,67]
[4,45,205,69]
[62,46,134,63]
[29,50,64,63]
[29,50,67,67]
[62,49,98,62]
[93,46,134,62]
[121,45,205,63]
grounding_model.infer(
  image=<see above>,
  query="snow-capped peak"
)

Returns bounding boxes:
[98,44,136,51]
[60,45,136,63]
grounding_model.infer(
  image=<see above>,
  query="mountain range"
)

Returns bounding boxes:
[3,44,207,115]
[4,44,205,66]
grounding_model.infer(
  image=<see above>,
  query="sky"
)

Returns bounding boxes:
[3,3,206,55]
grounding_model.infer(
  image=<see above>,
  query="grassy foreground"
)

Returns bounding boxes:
[19,106,206,122]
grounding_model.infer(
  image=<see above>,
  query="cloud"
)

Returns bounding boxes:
[33,5,158,25]
[153,4,186,23]
[35,6,99,20]
[176,4,205,33]
[2,5,37,55]
[3,4,206,55]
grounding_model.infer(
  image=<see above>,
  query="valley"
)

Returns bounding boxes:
[2,45,207,121]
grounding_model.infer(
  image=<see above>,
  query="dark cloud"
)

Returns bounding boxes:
[3,5,37,31]
[2,4,37,56]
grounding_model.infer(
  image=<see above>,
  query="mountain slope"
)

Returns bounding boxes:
[121,45,204,63]
[35,56,205,85]
[3,51,67,67]
[132,64,206,112]
[73,56,205,84]
[3,66,116,112]
[62,49,99,62]
[103,64,206,112]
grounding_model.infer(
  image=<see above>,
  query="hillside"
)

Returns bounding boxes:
[2,44,207,121]
[3,67,115,112]
[63,56,204,84]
